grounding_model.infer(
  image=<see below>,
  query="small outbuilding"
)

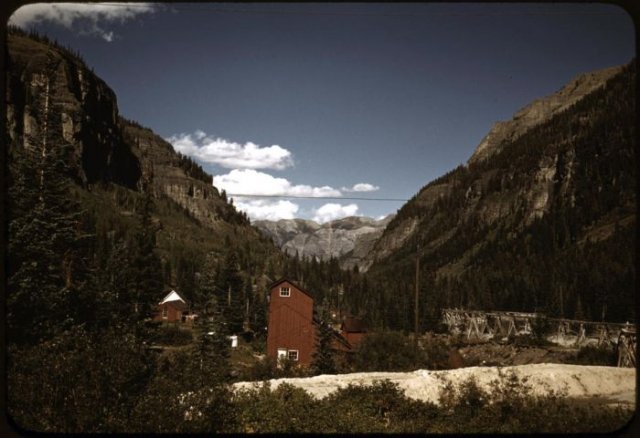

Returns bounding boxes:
[155,290,191,323]
[340,316,368,349]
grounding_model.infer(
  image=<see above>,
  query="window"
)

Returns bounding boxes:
[162,307,168,318]
[279,287,290,297]
[287,350,299,361]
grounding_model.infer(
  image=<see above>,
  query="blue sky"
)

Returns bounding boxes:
[9,2,635,222]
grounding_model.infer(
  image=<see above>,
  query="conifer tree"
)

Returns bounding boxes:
[127,187,163,338]
[311,309,337,375]
[217,249,245,333]
[7,67,95,344]
[194,298,231,386]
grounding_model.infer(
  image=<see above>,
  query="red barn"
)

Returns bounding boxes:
[267,279,317,366]
[266,278,354,368]
[340,316,368,349]
[154,290,188,323]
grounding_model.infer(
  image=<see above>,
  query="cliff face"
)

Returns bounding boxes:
[468,66,622,165]
[6,33,140,188]
[254,215,393,270]
[119,120,244,228]
[6,31,244,230]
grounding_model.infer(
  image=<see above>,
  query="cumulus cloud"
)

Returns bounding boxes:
[342,183,380,192]
[234,199,299,221]
[167,131,294,170]
[312,203,359,223]
[213,169,341,198]
[9,3,157,42]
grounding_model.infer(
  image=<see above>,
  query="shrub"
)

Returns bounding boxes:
[233,383,321,433]
[229,373,632,433]
[150,325,193,346]
[574,344,617,366]
[353,331,428,372]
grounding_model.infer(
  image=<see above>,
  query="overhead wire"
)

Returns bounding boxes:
[226,193,409,202]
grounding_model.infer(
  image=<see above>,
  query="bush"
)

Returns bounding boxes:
[150,325,193,346]
[353,331,428,372]
[233,383,320,433]
[229,373,632,433]
[574,344,617,366]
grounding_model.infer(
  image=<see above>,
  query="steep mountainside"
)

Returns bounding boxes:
[254,215,393,270]
[362,62,635,328]
[6,30,281,297]
[468,66,623,164]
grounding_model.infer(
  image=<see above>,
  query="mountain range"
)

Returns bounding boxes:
[253,215,393,270]
[6,27,635,329]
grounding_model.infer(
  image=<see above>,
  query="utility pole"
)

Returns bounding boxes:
[414,242,420,347]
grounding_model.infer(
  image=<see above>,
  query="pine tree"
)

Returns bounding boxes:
[193,297,231,386]
[7,67,95,344]
[217,249,245,334]
[127,188,163,338]
[311,309,337,375]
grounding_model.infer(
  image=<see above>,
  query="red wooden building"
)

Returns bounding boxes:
[154,290,190,323]
[266,278,352,367]
[340,316,368,349]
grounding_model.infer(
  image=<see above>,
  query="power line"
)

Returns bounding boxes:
[227,193,409,202]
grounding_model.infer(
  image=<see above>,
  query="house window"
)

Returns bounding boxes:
[162,307,168,318]
[279,287,290,297]
[287,350,299,361]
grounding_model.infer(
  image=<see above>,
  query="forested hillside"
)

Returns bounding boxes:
[5,16,636,435]
[362,62,636,330]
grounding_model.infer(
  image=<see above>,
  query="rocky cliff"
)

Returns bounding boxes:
[254,215,393,270]
[468,66,622,165]
[6,31,140,188]
[6,30,246,230]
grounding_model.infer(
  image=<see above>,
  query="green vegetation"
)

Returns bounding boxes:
[362,61,635,331]
[230,374,632,434]
[6,28,635,434]
[150,325,194,346]
[573,344,617,366]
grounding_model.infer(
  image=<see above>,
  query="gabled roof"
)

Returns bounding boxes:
[159,290,186,305]
[268,277,314,300]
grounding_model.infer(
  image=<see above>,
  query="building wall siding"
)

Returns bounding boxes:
[266,280,316,366]
[343,331,365,348]
[154,302,184,323]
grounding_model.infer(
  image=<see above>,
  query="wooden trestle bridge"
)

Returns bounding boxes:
[441,308,636,368]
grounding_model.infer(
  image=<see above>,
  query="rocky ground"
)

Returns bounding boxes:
[457,342,578,367]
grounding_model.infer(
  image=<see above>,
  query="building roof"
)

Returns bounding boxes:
[159,290,186,305]
[341,316,367,333]
[268,277,314,300]
[312,317,353,351]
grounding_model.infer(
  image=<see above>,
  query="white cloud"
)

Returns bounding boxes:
[213,169,341,198]
[312,203,359,223]
[9,3,157,42]
[234,199,299,221]
[167,131,294,170]
[342,183,380,192]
